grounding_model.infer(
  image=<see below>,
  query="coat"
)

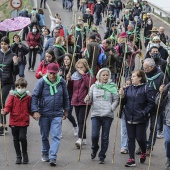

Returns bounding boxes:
[122,84,155,124]
[31,77,69,117]
[35,60,59,79]
[71,72,95,106]
[87,81,119,119]
[0,49,19,85]
[26,32,41,47]
[4,90,32,127]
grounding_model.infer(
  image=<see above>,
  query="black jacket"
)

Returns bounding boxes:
[53,46,66,66]
[94,3,103,15]
[11,43,29,65]
[68,44,81,62]
[122,84,155,123]
[0,49,19,85]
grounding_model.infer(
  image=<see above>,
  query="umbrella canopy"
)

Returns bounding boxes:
[0,17,31,32]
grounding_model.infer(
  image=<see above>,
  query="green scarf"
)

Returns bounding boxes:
[54,44,66,53]
[95,82,118,100]
[110,33,117,41]
[147,73,161,90]
[43,74,61,95]
[124,14,129,20]
[14,90,27,100]
[76,26,82,32]
[0,64,6,71]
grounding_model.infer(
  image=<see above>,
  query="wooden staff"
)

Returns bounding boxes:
[78,46,96,162]
[147,57,169,170]
[66,26,69,53]
[0,80,9,166]
[112,40,127,163]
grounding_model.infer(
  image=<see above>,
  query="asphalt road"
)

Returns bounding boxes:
[0,0,168,170]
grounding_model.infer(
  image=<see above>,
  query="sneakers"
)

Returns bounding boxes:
[0,126,4,136]
[165,159,170,169]
[16,156,22,164]
[139,153,146,163]
[121,149,128,154]
[23,154,29,164]
[157,131,164,139]
[42,153,49,162]
[50,159,56,166]
[98,159,105,164]
[135,147,141,155]
[125,158,136,167]
[91,151,97,160]
[30,68,35,72]
[74,127,78,136]
[75,138,86,148]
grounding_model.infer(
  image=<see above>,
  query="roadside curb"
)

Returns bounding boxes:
[151,13,170,27]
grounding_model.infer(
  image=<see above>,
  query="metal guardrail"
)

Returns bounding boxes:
[148,1,170,24]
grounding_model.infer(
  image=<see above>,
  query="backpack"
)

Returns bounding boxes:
[98,45,107,67]
[31,12,37,23]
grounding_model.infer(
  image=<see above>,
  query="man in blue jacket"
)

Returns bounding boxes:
[31,63,69,166]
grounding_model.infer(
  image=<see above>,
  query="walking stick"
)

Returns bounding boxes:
[66,35,79,85]
[78,46,96,162]
[112,40,127,163]
[148,58,169,170]
[0,80,9,166]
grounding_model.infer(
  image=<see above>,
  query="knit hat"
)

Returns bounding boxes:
[96,68,111,81]
[47,63,59,73]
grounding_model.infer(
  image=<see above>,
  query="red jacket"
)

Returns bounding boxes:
[4,91,32,127]
[26,32,40,47]
[35,60,60,79]
[71,73,95,106]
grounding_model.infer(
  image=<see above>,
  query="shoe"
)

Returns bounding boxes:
[23,154,29,164]
[50,159,56,166]
[165,159,170,169]
[139,153,146,163]
[30,68,35,72]
[42,153,49,162]
[91,151,97,160]
[121,149,128,154]
[28,68,31,71]
[98,159,105,164]
[74,127,78,136]
[5,127,8,132]
[136,147,141,155]
[146,148,151,156]
[44,7,47,9]
[125,158,136,167]
[157,131,164,139]
[75,138,82,149]
[16,156,22,164]
[0,126,4,136]
[82,139,86,145]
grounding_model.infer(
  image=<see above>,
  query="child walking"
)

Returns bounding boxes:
[1,78,32,164]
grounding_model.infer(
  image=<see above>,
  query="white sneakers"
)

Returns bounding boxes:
[74,127,78,136]
[75,138,86,148]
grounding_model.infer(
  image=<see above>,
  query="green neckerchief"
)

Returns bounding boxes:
[89,69,94,77]
[95,82,118,100]
[43,74,61,95]
[124,14,129,20]
[76,26,82,32]
[110,32,117,41]
[31,10,36,13]
[127,30,136,35]
[14,90,27,100]
[147,72,161,90]
[0,64,6,71]
[54,44,66,53]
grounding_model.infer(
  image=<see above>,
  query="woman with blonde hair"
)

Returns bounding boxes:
[70,59,95,148]
[53,36,66,66]
[85,68,119,164]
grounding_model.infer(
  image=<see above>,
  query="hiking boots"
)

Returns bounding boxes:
[125,158,136,167]
[139,153,146,163]
[15,156,22,164]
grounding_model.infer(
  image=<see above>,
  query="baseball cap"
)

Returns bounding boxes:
[47,63,59,73]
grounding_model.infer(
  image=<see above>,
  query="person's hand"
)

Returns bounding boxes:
[159,84,165,93]
[13,56,18,64]
[78,69,84,75]
[62,110,68,120]
[66,73,71,81]
[38,71,43,76]
[18,44,22,48]
[1,109,6,115]
[35,45,39,49]
[140,59,144,64]
[85,94,90,101]
[30,46,34,49]
[109,50,113,55]
[33,112,41,121]
[119,88,124,96]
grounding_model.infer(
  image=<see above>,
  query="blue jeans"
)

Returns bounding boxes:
[39,116,62,160]
[164,125,170,160]
[91,117,113,160]
[95,14,102,26]
[114,9,120,19]
[121,113,128,150]
[81,4,87,14]
[19,64,25,77]
[157,112,164,132]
